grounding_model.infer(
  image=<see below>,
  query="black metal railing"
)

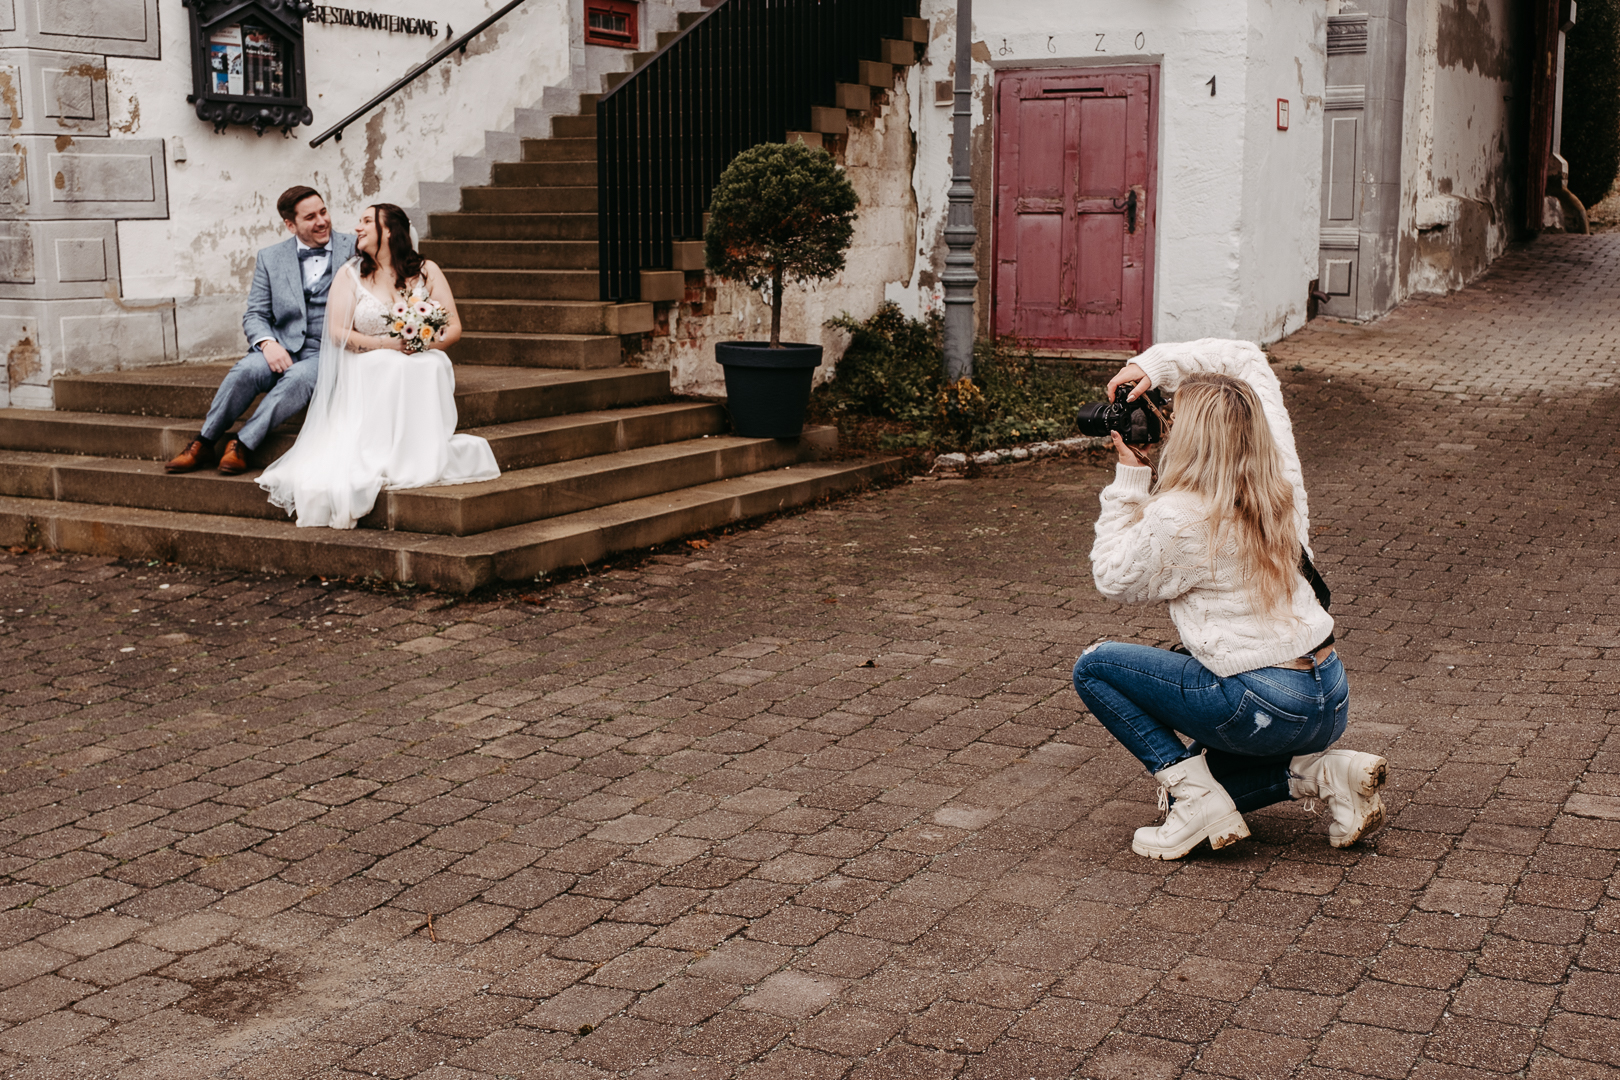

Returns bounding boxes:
[597,0,920,302]
[309,0,530,148]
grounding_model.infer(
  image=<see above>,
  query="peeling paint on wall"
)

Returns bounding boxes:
[1399,0,1521,301]
[1437,0,1510,79]
[0,68,21,133]
[8,334,40,389]
[361,110,387,198]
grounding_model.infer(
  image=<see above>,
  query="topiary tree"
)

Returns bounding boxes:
[1564,0,1620,208]
[704,142,860,348]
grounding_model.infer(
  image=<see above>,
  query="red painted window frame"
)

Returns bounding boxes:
[585,0,638,48]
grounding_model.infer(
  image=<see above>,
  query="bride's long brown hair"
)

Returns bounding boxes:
[359,203,424,291]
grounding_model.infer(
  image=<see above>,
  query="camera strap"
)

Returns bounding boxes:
[1299,547,1331,612]
[1139,392,1173,435]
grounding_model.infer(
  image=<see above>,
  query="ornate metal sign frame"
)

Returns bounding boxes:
[184,0,315,135]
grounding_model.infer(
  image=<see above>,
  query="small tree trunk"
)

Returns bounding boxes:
[769,265,784,348]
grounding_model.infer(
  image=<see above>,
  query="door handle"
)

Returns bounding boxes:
[1111,188,1140,233]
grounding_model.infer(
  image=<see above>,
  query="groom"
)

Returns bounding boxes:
[166,185,357,475]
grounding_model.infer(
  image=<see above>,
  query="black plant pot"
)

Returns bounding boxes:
[715,341,823,438]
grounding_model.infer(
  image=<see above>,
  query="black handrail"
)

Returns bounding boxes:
[597,0,920,302]
[309,0,530,148]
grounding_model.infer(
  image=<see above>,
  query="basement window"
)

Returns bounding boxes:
[586,0,637,48]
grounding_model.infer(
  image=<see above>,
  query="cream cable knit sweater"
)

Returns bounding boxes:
[1090,338,1334,677]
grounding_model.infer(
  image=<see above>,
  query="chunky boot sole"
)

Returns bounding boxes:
[1363,758,1388,795]
[1330,794,1385,848]
[1327,754,1388,848]
[1132,811,1251,860]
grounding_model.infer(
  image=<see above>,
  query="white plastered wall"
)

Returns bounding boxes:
[110,0,576,364]
[1398,0,1518,299]
[1238,0,1328,343]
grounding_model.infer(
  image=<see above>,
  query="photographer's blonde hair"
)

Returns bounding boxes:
[1152,373,1300,618]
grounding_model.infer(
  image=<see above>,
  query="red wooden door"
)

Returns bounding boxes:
[993,68,1157,353]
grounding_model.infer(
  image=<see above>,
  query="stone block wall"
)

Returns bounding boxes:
[0,0,174,408]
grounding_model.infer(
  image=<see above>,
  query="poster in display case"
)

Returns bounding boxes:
[185,0,313,134]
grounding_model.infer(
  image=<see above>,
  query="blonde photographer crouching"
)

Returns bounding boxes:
[1072,339,1387,860]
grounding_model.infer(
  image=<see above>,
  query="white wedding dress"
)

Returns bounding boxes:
[258,260,500,529]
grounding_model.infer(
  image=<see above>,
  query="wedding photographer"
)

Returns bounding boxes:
[1071,338,1389,860]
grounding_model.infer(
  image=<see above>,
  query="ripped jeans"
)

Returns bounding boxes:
[1072,641,1349,813]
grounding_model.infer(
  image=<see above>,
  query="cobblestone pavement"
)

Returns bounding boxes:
[3,234,1620,1080]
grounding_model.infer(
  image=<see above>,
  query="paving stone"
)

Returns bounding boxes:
[5,237,1620,1076]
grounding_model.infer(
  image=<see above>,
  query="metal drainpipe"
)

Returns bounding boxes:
[941,0,977,383]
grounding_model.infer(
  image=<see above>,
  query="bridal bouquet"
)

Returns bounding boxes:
[388,297,449,354]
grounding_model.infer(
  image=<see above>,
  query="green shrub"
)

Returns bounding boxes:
[815,303,1105,452]
[820,303,943,422]
[1565,0,1620,208]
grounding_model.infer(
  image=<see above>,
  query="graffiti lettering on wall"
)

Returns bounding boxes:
[306,6,440,35]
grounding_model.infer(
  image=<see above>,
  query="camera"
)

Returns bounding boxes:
[1076,383,1169,443]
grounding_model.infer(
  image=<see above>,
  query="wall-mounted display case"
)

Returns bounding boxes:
[184,0,314,134]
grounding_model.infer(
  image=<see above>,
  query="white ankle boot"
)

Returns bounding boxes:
[1290,748,1388,847]
[1133,752,1251,860]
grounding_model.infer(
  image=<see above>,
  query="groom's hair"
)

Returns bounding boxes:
[277,185,322,221]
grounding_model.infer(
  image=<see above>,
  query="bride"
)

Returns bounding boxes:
[258,202,499,529]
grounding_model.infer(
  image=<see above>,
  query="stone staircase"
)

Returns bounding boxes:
[0,358,896,590]
[0,9,922,590]
[0,104,896,591]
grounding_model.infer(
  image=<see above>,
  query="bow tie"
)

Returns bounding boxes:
[297,246,329,261]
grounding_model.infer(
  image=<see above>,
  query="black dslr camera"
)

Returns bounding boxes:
[1076,384,1170,444]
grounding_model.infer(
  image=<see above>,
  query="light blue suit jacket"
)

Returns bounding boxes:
[241,231,358,354]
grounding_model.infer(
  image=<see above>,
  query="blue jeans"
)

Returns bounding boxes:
[200,337,321,451]
[1072,641,1349,812]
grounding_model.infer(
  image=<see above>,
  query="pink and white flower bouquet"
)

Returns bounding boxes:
[388,297,449,354]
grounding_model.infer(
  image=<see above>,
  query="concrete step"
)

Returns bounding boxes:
[0,410,265,464]
[521,137,596,163]
[0,406,741,532]
[489,161,596,187]
[419,239,599,271]
[0,401,722,482]
[0,457,901,591]
[551,114,596,138]
[458,299,652,336]
[834,82,871,111]
[428,212,597,241]
[466,402,727,471]
[443,268,598,302]
[35,365,668,426]
[880,38,917,66]
[810,106,848,135]
[858,60,894,87]
[448,332,619,369]
[379,428,838,536]
[460,186,597,214]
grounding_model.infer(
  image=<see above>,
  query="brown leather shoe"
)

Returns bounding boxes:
[217,439,251,475]
[165,438,215,474]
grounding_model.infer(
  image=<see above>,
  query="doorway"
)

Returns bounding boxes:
[992,67,1158,354]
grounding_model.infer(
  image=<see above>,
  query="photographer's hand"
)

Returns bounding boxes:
[1111,431,1152,468]
[1107,363,1153,402]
